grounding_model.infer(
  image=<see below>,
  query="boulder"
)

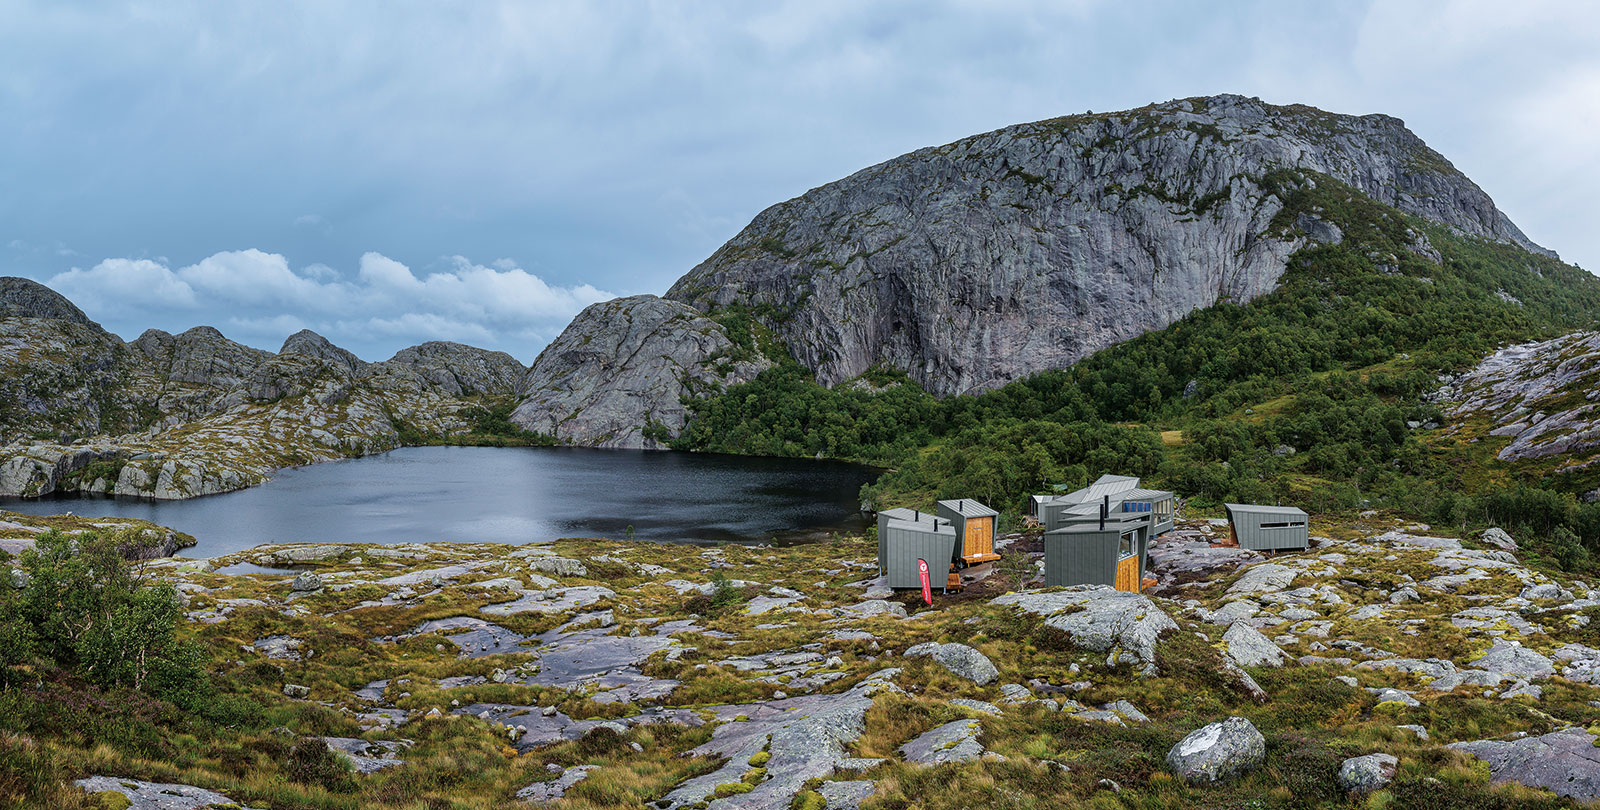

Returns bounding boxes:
[1222,622,1285,668]
[290,571,325,592]
[1450,727,1600,801]
[1480,528,1518,551]
[528,557,588,577]
[1165,716,1266,784]
[1336,753,1397,793]
[1470,640,1555,680]
[993,587,1178,675]
[902,642,999,685]
[1225,564,1296,598]
[899,719,984,765]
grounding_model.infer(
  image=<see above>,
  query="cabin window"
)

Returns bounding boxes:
[1259,521,1306,528]
[1155,498,1173,518]
[1118,531,1135,559]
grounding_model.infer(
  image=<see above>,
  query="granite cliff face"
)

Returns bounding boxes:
[513,94,1552,446]
[0,279,532,499]
[510,296,771,449]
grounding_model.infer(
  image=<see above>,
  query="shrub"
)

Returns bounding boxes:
[286,736,354,792]
[14,529,206,700]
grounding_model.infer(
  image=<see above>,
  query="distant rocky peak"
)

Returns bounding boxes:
[0,276,98,327]
[279,329,364,373]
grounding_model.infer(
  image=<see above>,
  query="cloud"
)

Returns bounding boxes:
[44,250,613,362]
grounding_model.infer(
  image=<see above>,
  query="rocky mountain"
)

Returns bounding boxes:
[512,94,1554,448]
[0,278,530,499]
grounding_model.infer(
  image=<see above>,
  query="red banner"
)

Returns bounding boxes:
[917,558,932,605]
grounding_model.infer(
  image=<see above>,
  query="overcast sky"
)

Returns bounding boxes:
[3,1,1597,363]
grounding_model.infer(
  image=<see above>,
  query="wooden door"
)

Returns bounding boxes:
[963,517,995,562]
[1115,555,1140,592]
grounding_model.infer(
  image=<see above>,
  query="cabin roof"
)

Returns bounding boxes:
[1225,503,1309,518]
[884,515,956,535]
[936,498,998,518]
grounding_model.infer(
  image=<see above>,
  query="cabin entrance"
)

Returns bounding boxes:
[1114,529,1140,592]
[961,516,999,564]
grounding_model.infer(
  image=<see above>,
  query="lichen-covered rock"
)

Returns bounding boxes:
[291,571,325,592]
[527,556,588,577]
[1470,640,1556,680]
[899,719,984,765]
[902,642,998,685]
[509,295,772,448]
[1480,528,1518,551]
[1222,621,1285,668]
[1165,716,1266,784]
[1336,753,1397,793]
[1450,727,1600,800]
[74,776,267,810]
[992,586,1178,675]
[516,764,596,802]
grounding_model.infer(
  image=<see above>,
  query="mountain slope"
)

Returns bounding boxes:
[0,280,539,499]
[513,94,1556,447]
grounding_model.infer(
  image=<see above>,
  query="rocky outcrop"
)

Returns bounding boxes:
[1434,331,1600,467]
[0,276,97,325]
[0,277,536,499]
[510,295,772,448]
[993,586,1178,675]
[380,341,525,397]
[1450,728,1600,801]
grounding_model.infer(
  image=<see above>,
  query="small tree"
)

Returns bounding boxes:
[11,529,205,698]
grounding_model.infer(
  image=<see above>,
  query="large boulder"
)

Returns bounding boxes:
[1469,640,1555,680]
[902,642,999,685]
[1165,716,1267,784]
[1336,753,1397,793]
[1450,727,1600,801]
[1225,563,1296,598]
[1221,621,1285,668]
[899,719,985,765]
[993,586,1178,675]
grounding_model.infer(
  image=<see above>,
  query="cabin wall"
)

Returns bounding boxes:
[882,524,958,589]
[1044,531,1115,588]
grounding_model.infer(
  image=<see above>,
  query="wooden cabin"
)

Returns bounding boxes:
[878,511,959,591]
[1224,503,1310,551]
[936,498,1000,566]
[1043,514,1150,592]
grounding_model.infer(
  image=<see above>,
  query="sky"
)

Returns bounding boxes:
[3,1,1597,364]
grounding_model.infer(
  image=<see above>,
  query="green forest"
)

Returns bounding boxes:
[672,171,1600,573]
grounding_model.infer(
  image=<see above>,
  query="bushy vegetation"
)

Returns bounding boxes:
[671,171,1600,567]
[1,529,205,698]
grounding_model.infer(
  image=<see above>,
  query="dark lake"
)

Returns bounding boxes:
[0,446,879,558]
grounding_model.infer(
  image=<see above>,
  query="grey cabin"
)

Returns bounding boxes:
[1224,503,1310,551]
[1036,474,1173,592]
[877,509,958,590]
[1035,475,1176,537]
[1043,513,1150,592]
